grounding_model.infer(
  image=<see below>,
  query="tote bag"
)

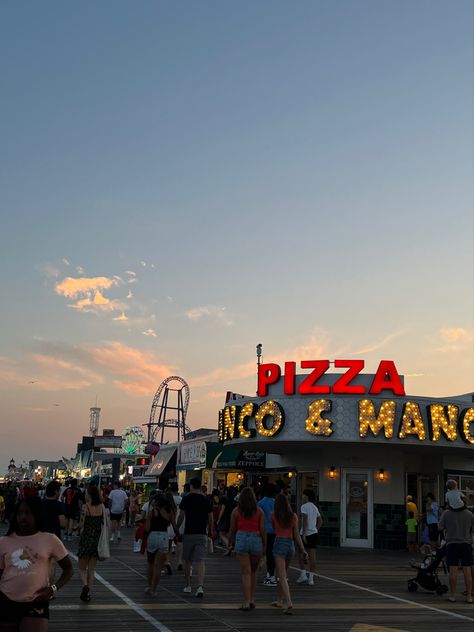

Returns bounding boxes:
[98,505,111,561]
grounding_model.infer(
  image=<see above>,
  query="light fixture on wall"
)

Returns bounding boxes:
[329,466,337,479]
[287,470,297,479]
[236,472,244,482]
[377,468,386,481]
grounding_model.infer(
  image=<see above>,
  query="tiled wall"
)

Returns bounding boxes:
[373,503,406,549]
[318,501,340,546]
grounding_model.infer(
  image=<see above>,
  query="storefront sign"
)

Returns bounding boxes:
[219,398,474,446]
[179,440,206,466]
[258,360,405,397]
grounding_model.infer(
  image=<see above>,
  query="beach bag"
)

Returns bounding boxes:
[98,506,111,561]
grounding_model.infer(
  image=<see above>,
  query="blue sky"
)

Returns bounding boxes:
[0,1,472,471]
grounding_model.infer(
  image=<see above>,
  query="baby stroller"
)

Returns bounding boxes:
[407,544,448,595]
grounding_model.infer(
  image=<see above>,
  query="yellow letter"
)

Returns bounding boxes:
[398,402,426,440]
[428,404,458,441]
[359,399,396,438]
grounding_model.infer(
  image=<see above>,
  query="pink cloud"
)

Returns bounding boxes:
[55,276,118,298]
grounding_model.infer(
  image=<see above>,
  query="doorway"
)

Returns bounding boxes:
[341,469,373,548]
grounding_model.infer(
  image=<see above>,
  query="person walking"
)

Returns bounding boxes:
[217,487,237,554]
[438,503,474,602]
[77,485,107,603]
[62,479,82,541]
[145,493,177,597]
[229,487,266,610]
[271,493,307,614]
[425,493,440,547]
[297,489,322,585]
[258,483,277,586]
[128,489,142,527]
[177,477,213,598]
[0,497,73,631]
[108,481,128,543]
[42,481,66,540]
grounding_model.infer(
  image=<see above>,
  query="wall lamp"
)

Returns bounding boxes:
[377,468,386,481]
[287,470,297,479]
[329,466,337,479]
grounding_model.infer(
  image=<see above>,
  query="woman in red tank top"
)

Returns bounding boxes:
[229,488,266,610]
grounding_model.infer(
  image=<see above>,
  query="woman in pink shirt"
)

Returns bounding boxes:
[271,493,307,614]
[0,497,73,631]
[229,487,266,611]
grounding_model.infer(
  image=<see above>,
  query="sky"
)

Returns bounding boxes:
[0,1,472,473]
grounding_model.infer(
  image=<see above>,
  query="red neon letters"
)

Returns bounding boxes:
[257,359,405,397]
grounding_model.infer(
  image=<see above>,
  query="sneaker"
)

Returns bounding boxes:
[109,537,114,543]
[183,586,192,594]
[296,573,308,584]
[263,576,277,586]
[166,563,172,576]
[177,564,183,571]
[308,576,314,586]
[195,586,204,598]
[268,576,277,586]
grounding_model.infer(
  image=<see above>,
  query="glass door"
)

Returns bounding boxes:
[341,469,373,548]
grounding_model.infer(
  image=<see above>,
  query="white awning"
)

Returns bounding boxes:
[144,446,176,477]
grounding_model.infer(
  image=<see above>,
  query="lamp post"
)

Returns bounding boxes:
[256,343,263,394]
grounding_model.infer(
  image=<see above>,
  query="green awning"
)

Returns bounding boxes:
[213,447,266,470]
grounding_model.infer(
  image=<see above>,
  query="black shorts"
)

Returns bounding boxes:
[65,506,79,520]
[0,591,49,622]
[446,542,473,567]
[304,533,318,549]
[110,512,123,523]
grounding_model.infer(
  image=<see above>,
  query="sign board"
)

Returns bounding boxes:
[94,436,122,448]
[179,440,206,466]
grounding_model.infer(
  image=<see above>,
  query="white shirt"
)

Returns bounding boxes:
[300,502,321,536]
[445,489,465,510]
[108,489,128,514]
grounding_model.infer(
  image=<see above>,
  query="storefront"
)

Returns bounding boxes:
[219,360,474,549]
[176,437,219,489]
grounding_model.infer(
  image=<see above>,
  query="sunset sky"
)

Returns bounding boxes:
[1,1,473,473]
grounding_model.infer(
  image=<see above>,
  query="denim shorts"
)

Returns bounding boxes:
[273,537,295,560]
[147,531,169,555]
[235,531,263,556]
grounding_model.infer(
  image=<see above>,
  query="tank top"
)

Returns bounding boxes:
[236,508,261,532]
[150,510,170,532]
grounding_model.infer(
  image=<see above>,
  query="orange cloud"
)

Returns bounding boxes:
[440,328,474,343]
[87,341,173,395]
[55,276,118,298]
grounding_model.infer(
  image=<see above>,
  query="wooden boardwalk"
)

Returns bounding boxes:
[3,525,474,632]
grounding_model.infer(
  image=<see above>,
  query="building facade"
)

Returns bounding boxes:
[218,368,474,550]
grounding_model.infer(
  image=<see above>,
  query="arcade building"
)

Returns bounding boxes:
[218,361,474,550]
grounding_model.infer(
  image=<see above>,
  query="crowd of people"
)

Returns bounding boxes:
[0,475,473,630]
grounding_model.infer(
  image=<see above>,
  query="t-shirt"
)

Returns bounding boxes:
[405,518,417,533]
[108,489,128,514]
[426,501,440,525]
[42,499,65,538]
[300,502,321,536]
[445,490,465,510]
[258,497,275,534]
[64,487,81,511]
[179,493,212,535]
[439,508,474,544]
[271,512,298,538]
[0,532,68,602]
[406,501,418,520]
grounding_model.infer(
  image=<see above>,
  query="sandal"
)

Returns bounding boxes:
[283,606,294,615]
[271,601,283,608]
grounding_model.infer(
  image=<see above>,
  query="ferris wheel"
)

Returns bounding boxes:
[121,426,145,455]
